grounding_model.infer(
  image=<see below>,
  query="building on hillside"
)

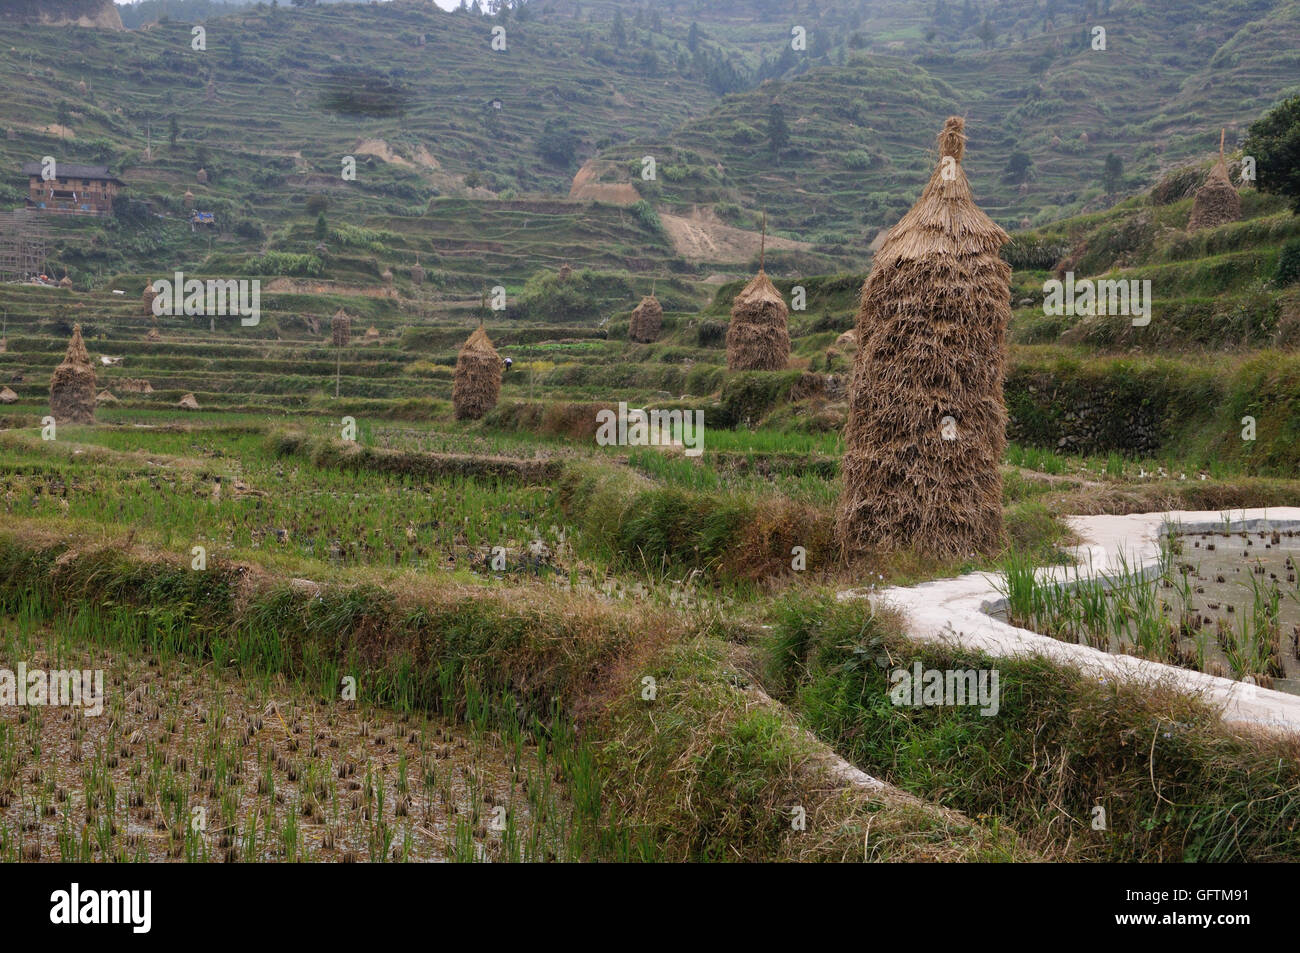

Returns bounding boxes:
[22,162,124,216]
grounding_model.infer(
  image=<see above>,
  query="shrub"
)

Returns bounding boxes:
[1276,237,1300,286]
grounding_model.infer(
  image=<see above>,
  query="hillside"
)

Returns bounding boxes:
[0,0,1291,290]
[598,0,1300,248]
[3,1,1300,877]
[0,0,122,29]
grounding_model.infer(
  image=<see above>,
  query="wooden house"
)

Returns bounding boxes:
[23,162,124,216]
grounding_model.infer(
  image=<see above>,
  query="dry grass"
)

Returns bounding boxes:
[726,270,790,371]
[452,326,502,421]
[331,309,352,347]
[48,324,96,425]
[838,117,1010,561]
[628,294,663,343]
[1188,157,1241,231]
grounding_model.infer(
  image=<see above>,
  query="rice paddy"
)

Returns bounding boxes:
[1,1,1298,878]
[0,605,585,863]
[998,527,1300,691]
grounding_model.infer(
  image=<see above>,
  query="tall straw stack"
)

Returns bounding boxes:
[836,117,1011,561]
[1188,129,1240,231]
[628,293,663,343]
[725,217,789,370]
[331,309,351,347]
[452,325,503,421]
[142,280,158,316]
[49,324,97,425]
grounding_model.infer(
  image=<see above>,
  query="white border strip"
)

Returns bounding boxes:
[839,507,1300,734]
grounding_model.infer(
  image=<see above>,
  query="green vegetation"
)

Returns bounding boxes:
[765,594,1300,861]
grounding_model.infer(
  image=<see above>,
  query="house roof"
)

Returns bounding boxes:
[22,162,124,184]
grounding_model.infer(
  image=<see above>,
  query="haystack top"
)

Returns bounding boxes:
[62,324,91,367]
[871,115,1007,268]
[938,115,966,161]
[734,269,783,307]
[1205,154,1232,186]
[463,325,496,353]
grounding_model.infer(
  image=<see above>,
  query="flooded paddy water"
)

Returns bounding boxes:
[0,620,571,862]
[1168,529,1300,693]
[1000,527,1300,695]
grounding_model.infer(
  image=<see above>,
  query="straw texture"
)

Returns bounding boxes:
[452,325,503,421]
[628,294,663,343]
[49,324,96,425]
[836,117,1011,560]
[726,270,790,370]
[1188,157,1240,231]
[331,309,352,347]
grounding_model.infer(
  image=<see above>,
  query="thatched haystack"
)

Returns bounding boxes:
[59,276,72,288]
[0,337,6,354]
[825,329,858,371]
[196,167,209,185]
[95,389,118,406]
[1188,131,1240,232]
[364,326,380,345]
[726,225,790,373]
[146,327,160,342]
[628,294,663,343]
[331,309,351,347]
[0,386,17,404]
[142,280,158,316]
[179,393,200,410]
[49,324,97,425]
[836,116,1011,561]
[183,189,195,209]
[410,261,425,285]
[381,267,394,285]
[558,262,573,281]
[452,325,502,421]
[120,378,153,394]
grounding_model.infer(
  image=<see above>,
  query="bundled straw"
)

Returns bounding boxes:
[726,270,789,370]
[410,261,425,285]
[49,324,97,425]
[0,386,17,404]
[1188,130,1240,231]
[452,325,503,421]
[179,393,200,410]
[726,219,789,370]
[628,293,663,343]
[331,309,352,347]
[142,280,158,316]
[836,116,1011,560]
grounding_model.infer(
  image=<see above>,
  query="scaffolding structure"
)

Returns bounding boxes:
[0,211,50,281]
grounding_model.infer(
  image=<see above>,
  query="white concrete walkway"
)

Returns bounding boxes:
[839,508,1300,734]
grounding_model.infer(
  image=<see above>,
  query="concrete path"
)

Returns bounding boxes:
[839,507,1300,734]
